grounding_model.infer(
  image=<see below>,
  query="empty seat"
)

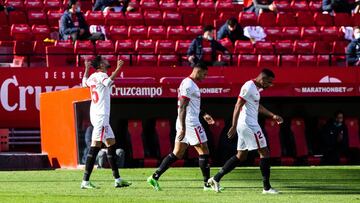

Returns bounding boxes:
[332,41,347,55]
[44,0,63,12]
[95,40,115,54]
[278,55,298,67]
[75,40,94,66]
[118,54,134,66]
[109,25,128,40]
[294,40,314,54]
[234,40,254,54]
[137,54,157,66]
[128,25,147,40]
[0,12,8,26]
[334,13,352,26]
[25,0,43,11]
[298,55,317,67]
[273,0,290,12]
[163,11,182,26]
[291,0,309,11]
[217,11,237,27]
[155,119,173,158]
[215,1,235,13]
[314,13,333,26]
[158,54,178,66]
[320,26,340,41]
[32,25,50,40]
[148,26,167,40]
[301,26,319,41]
[297,12,314,26]
[85,11,104,25]
[258,12,276,27]
[46,41,75,67]
[0,26,11,40]
[317,55,331,66]
[264,27,282,41]
[11,24,32,40]
[104,12,126,26]
[8,11,27,24]
[175,40,192,54]
[159,0,177,12]
[136,39,155,53]
[155,40,175,54]
[345,118,360,149]
[313,41,332,54]
[200,11,217,26]
[126,11,144,26]
[47,10,63,28]
[309,1,322,11]
[239,12,257,26]
[258,55,276,67]
[283,26,301,40]
[116,39,135,54]
[197,0,215,13]
[167,26,186,40]
[219,38,234,53]
[275,40,294,54]
[276,12,297,26]
[140,0,159,12]
[6,0,25,11]
[238,54,257,67]
[255,41,273,54]
[144,10,163,26]
[28,11,47,25]
[186,26,203,39]
[352,13,360,26]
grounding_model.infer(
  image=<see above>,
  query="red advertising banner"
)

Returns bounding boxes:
[0,66,359,128]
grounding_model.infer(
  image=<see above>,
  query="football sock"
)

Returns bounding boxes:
[107,145,120,179]
[152,153,178,180]
[260,158,271,190]
[83,147,101,181]
[199,154,210,186]
[214,155,240,182]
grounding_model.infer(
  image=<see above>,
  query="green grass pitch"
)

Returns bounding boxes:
[0,166,359,203]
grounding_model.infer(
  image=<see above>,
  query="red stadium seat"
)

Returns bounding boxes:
[301,26,319,41]
[258,55,276,67]
[101,54,117,67]
[0,12,8,26]
[32,25,50,40]
[345,118,360,149]
[144,10,163,26]
[155,119,173,158]
[44,0,63,12]
[32,40,51,63]
[332,41,347,55]
[46,41,75,67]
[74,40,94,54]
[314,13,333,26]
[317,55,331,66]
[334,13,352,26]
[13,40,33,55]
[264,27,282,41]
[276,13,297,26]
[85,11,104,25]
[278,55,298,67]
[109,26,128,40]
[95,40,115,54]
[11,24,32,40]
[294,40,314,54]
[219,38,234,53]
[352,13,360,26]
[159,0,177,12]
[28,11,47,25]
[186,26,203,39]
[148,26,167,40]
[0,26,11,40]
[209,119,225,152]
[320,26,340,41]
[135,39,155,54]
[178,1,200,26]
[275,40,294,54]
[215,1,235,13]
[137,54,157,66]
[24,0,43,11]
[309,1,322,11]
[104,12,126,26]
[8,11,27,24]
[217,12,237,27]
[238,54,257,67]
[234,40,254,54]
[126,11,144,26]
[239,12,257,26]
[128,25,147,40]
[175,40,192,54]
[197,0,215,13]
[313,41,332,54]
[291,0,309,11]
[255,41,273,54]
[47,10,63,29]
[140,0,159,12]
[118,54,134,66]
[155,40,175,54]
[200,11,217,26]
[258,12,276,27]
[178,0,197,12]
[297,12,314,26]
[163,11,182,26]
[273,0,290,12]
[167,26,186,40]
[218,53,235,65]
[158,54,178,66]
[55,40,73,48]
[283,26,301,40]
[298,55,317,67]
[6,0,25,11]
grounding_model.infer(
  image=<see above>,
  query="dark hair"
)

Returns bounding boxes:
[203,25,215,33]
[193,62,208,70]
[227,17,238,27]
[91,55,102,69]
[334,110,344,117]
[67,0,78,9]
[261,68,275,78]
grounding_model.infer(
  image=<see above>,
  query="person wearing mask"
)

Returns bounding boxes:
[217,17,249,44]
[346,26,360,66]
[187,25,229,67]
[243,0,277,15]
[322,0,360,14]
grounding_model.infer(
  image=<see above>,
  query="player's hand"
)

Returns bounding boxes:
[272,115,284,124]
[177,129,185,141]
[188,55,195,63]
[85,60,91,69]
[268,3,277,12]
[116,60,124,69]
[203,114,215,125]
[227,126,236,139]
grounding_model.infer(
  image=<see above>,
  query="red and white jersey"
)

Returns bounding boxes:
[238,80,262,127]
[177,77,201,124]
[82,71,113,116]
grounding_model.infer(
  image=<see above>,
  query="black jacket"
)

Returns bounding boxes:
[346,38,360,66]
[321,119,348,151]
[59,10,89,40]
[187,36,228,63]
[93,0,128,11]
[217,22,249,44]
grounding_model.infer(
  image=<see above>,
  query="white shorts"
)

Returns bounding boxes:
[237,124,267,151]
[176,121,207,146]
[90,114,115,143]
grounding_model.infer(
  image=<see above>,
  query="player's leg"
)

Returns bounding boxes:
[193,142,211,189]
[81,140,101,189]
[258,147,278,194]
[215,150,248,182]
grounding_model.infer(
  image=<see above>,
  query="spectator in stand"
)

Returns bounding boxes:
[243,0,277,15]
[346,26,360,66]
[0,3,14,15]
[322,0,360,14]
[93,0,134,13]
[217,17,249,44]
[321,111,349,165]
[187,25,229,67]
[60,0,105,42]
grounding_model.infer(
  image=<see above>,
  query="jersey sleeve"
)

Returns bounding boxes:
[179,80,193,100]
[99,73,113,87]
[238,82,252,102]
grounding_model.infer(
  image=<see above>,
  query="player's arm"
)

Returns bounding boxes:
[102,60,124,87]
[227,97,246,139]
[178,97,190,141]
[200,110,215,125]
[82,60,91,87]
[259,104,283,124]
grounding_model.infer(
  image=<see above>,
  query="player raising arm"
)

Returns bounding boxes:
[81,56,131,189]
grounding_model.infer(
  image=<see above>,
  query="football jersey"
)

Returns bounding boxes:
[82,71,113,116]
[237,80,262,126]
[177,77,201,124]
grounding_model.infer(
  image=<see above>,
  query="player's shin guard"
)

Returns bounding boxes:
[214,155,240,182]
[107,145,120,179]
[260,158,271,190]
[153,153,178,180]
[83,147,101,181]
[199,154,210,185]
